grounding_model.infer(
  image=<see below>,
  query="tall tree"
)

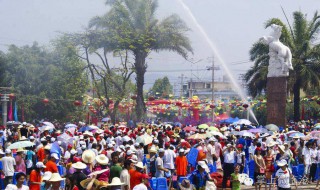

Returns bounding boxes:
[150,76,173,98]
[89,0,193,120]
[244,11,320,121]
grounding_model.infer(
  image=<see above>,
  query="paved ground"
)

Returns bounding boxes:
[238,183,318,190]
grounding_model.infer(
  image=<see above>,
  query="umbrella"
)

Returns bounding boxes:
[208,126,219,132]
[239,130,255,138]
[198,124,209,129]
[101,118,110,122]
[234,119,251,125]
[308,131,320,139]
[7,121,21,125]
[188,133,207,140]
[290,133,305,138]
[207,131,224,138]
[265,124,279,131]
[78,126,94,132]
[8,141,34,149]
[314,125,320,129]
[89,125,99,130]
[39,125,55,132]
[43,121,55,128]
[65,123,77,128]
[183,126,197,132]
[136,133,153,145]
[248,128,269,134]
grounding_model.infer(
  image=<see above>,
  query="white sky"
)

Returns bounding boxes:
[0,0,319,93]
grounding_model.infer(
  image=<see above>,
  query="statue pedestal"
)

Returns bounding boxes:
[267,77,287,127]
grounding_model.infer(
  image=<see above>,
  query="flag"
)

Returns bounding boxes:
[14,101,18,122]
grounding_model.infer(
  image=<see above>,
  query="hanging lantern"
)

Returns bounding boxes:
[131,95,137,100]
[73,100,82,106]
[42,98,49,105]
[210,104,215,109]
[148,96,155,101]
[9,93,15,100]
[175,102,182,107]
[242,104,249,109]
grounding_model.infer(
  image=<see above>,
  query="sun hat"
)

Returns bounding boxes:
[82,150,95,164]
[135,162,144,169]
[267,141,276,147]
[42,172,52,181]
[198,161,209,172]
[44,145,51,150]
[29,136,35,140]
[277,159,287,167]
[178,179,194,190]
[16,148,25,153]
[278,145,285,152]
[49,173,65,182]
[51,153,59,160]
[179,148,185,153]
[125,144,130,149]
[80,179,99,188]
[19,136,27,141]
[149,147,157,153]
[108,177,124,186]
[108,144,114,148]
[72,162,87,170]
[70,149,77,155]
[36,162,46,168]
[0,150,5,155]
[158,148,165,153]
[5,149,11,154]
[95,154,109,165]
[127,150,133,156]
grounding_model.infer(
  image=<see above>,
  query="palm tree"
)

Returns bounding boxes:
[244,11,320,121]
[89,0,193,120]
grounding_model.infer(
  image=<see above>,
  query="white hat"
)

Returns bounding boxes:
[115,148,122,152]
[0,150,5,155]
[51,153,59,160]
[42,171,52,181]
[49,173,65,182]
[267,141,276,147]
[198,161,209,172]
[158,148,165,153]
[22,122,27,125]
[108,177,124,186]
[79,141,86,145]
[29,136,35,140]
[111,141,116,145]
[127,150,133,155]
[179,149,185,153]
[36,162,46,168]
[82,150,95,164]
[81,145,86,149]
[108,144,114,148]
[20,136,27,141]
[5,149,11,154]
[83,131,93,136]
[277,159,287,167]
[153,139,159,144]
[72,162,87,170]
[125,144,130,149]
[119,145,125,150]
[149,147,157,153]
[70,149,77,155]
[134,143,139,147]
[16,148,25,152]
[40,137,46,142]
[79,136,84,140]
[208,137,215,142]
[44,145,51,150]
[57,141,61,145]
[51,137,56,142]
[95,154,109,165]
[135,161,144,169]
[278,145,285,152]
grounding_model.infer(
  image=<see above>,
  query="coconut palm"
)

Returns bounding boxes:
[89,0,193,120]
[244,11,320,121]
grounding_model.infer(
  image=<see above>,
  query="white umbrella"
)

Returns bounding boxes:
[8,141,34,149]
[234,119,251,125]
[43,121,55,128]
[89,125,99,130]
[239,130,255,138]
[40,125,55,132]
[207,131,225,138]
[65,124,77,128]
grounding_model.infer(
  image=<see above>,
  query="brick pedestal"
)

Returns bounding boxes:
[266,77,287,127]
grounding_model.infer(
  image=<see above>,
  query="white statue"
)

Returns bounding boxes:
[260,24,293,77]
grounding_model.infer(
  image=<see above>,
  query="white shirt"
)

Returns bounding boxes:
[237,151,245,164]
[5,184,29,190]
[214,142,222,157]
[275,168,292,188]
[120,168,130,190]
[64,150,71,160]
[224,150,236,164]
[133,183,148,190]
[163,149,176,169]
[2,156,16,176]
[310,148,317,164]
[136,149,144,162]
[155,157,164,177]
[206,144,216,165]
[302,147,311,165]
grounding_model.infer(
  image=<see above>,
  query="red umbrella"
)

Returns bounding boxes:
[183,126,197,132]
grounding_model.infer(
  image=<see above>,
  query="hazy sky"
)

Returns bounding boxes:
[0,0,319,92]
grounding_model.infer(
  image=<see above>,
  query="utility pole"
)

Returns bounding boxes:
[207,56,220,122]
[0,87,11,127]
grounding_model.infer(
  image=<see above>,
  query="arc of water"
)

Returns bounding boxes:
[177,0,259,124]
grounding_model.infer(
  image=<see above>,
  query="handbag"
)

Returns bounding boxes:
[259,168,265,174]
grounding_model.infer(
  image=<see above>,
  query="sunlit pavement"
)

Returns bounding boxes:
[237,183,318,189]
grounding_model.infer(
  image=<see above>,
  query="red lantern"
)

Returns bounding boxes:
[242,104,249,109]
[73,100,82,106]
[175,102,182,107]
[42,98,49,105]
[210,104,215,109]
[131,95,137,100]
[9,93,15,100]
[148,96,155,101]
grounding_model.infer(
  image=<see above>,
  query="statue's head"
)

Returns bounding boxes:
[269,24,282,39]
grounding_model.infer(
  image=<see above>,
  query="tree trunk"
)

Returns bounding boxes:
[134,52,147,121]
[293,79,301,121]
[110,100,120,124]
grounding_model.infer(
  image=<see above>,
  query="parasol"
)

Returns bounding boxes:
[183,126,197,132]
[208,126,219,132]
[265,124,279,131]
[234,119,251,125]
[188,133,207,140]
[8,141,34,149]
[65,124,77,128]
[198,124,209,129]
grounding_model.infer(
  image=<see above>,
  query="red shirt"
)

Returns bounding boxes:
[37,147,45,162]
[29,170,41,190]
[129,169,142,190]
[45,160,58,173]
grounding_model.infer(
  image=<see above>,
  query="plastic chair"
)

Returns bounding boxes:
[149,177,157,190]
[156,177,168,190]
[291,166,298,178]
[248,160,255,179]
[297,164,304,180]
[57,165,64,176]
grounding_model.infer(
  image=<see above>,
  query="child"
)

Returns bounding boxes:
[230,164,241,190]
[274,159,297,190]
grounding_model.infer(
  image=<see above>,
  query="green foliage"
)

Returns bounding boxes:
[3,42,88,121]
[245,11,320,121]
[150,76,173,98]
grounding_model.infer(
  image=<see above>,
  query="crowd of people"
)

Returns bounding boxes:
[0,119,318,190]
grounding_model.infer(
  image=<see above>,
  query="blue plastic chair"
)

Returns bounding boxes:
[297,164,304,180]
[156,177,168,190]
[208,163,217,173]
[149,177,157,190]
[291,166,299,178]
[248,160,255,179]
[57,165,64,176]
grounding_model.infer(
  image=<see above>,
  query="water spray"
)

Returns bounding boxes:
[177,0,259,124]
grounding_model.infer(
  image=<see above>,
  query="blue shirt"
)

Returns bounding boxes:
[192,170,209,188]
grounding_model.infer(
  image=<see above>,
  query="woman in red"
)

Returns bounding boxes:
[175,148,188,179]
[29,162,46,190]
